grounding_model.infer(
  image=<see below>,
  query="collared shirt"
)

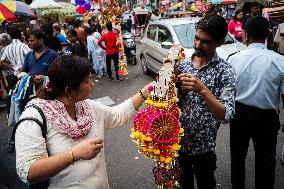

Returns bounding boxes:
[177,54,236,155]
[21,48,59,76]
[1,39,31,72]
[228,43,284,109]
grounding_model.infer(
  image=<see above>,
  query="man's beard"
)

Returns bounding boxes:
[194,48,206,57]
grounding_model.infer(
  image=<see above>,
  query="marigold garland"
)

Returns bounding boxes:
[131,46,185,189]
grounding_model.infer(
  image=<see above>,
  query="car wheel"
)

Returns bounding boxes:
[140,55,149,74]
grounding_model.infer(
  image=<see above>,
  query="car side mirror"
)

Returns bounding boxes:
[161,42,173,49]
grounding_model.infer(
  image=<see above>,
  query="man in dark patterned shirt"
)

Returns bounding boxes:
[176,13,237,189]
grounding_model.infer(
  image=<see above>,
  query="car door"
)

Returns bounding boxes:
[140,24,159,71]
[154,24,174,72]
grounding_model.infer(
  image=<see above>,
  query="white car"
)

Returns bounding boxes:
[138,17,246,74]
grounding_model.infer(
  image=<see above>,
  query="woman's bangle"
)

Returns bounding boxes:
[69,147,75,165]
[139,89,147,100]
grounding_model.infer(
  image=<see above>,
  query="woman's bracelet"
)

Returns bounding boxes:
[69,147,75,165]
[139,89,147,100]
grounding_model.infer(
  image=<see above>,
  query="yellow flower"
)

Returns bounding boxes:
[153,149,160,155]
[172,144,180,151]
[165,157,173,164]
[131,128,135,133]
[160,156,166,162]
[140,135,148,141]
[146,137,152,142]
[142,147,149,152]
[179,128,184,134]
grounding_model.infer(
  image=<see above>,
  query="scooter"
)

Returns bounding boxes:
[122,31,136,65]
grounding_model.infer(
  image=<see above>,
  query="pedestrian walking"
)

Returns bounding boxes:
[15,55,153,188]
[98,22,121,81]
[40,24,62,53]
[66,30,86,57]
[228,16,284,189]
[85,27,103,78]
[1,27,31,75]
[228,9,243,42]
[176,13,237,189]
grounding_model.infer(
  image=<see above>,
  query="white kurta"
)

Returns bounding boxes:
[15,98,135,189]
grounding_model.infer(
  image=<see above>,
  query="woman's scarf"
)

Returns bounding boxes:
[27,98,94,140]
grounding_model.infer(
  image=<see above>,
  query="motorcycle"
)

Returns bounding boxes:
[122,31,136,65]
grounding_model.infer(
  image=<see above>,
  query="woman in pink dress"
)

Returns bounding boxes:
[228,9,243,42]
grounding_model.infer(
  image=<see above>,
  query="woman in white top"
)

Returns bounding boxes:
[15,55,152,188]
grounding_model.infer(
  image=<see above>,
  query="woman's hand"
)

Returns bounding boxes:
[132,82,154,110]
[72,138,104,161]
[141,82,155,99]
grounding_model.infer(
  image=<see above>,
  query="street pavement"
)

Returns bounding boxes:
[1,47,284,188]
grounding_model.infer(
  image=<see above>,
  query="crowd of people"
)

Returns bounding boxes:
[0,2,283,189]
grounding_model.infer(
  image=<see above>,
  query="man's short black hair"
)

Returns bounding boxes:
[74,20,82,28]
[195,13,228,43]
[243,16,269,41]
[8,27,21,40]
[106,22,112,31]
[28,30,45,40]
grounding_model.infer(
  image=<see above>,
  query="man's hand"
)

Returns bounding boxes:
[178,73,206,93]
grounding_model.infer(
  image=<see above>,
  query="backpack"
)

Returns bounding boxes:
[7,104,49,189]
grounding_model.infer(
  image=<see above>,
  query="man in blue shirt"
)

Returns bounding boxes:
[228,16,284,189]
[21,30,59,76]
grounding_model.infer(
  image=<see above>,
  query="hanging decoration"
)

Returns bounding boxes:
[117,28,128,76]
[131,45,185,189]
[190,1,212,12]
[99,0,125,26]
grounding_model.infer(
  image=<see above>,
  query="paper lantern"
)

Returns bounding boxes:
[75,0,85,5]
[84,2,91,10]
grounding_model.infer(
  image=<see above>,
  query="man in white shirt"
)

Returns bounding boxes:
[228,16,284,189]
[1,27,31,75]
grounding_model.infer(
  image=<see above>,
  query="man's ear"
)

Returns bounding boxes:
[39,38,44,44]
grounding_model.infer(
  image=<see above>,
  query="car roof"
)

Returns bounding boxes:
[151,17,201,26]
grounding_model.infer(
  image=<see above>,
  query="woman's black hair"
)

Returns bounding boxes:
[85,27,93,35]
[38,55,92,100]
[233,9,242,22]
[195,13,228,43]
[67,29,78,37]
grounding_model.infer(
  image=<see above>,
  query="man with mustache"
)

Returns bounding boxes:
[176,13,237,189]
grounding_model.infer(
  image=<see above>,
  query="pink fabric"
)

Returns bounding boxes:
[228,20,243,38]
[27,98,94,140]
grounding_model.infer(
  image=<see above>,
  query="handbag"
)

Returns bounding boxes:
[7,104,49,189]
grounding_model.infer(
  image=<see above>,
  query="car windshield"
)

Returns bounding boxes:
[173,23,195,48]
[173,23,236,48]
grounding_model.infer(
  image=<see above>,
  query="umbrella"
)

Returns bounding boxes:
[0,0,35,17]
[30,0,62,9]
[0,2,16,23]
